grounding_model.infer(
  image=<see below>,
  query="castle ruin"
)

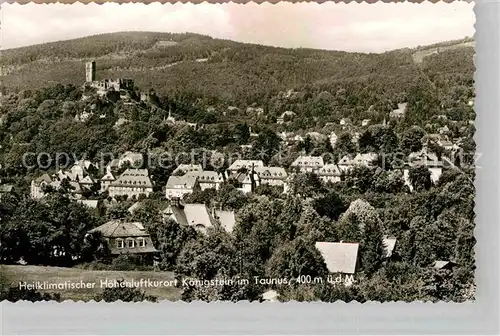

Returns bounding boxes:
[84,61,135,97]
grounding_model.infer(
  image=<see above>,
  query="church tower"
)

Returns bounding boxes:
[85,61,96,83]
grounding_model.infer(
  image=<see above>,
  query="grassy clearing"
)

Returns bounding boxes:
[0,264,182,302]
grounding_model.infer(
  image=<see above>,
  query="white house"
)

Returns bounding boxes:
[408,148,443,183]
[197,171,224,191]
[108,169,153,199]
[106,152,144,172]
[290,156,324,173]
[227,171,258,194]
[318,164,342,184]
[172,164,203,175]
[337,153,377,172]
[306,132,327,142]
[351,153,378,167]
[254,167,288,187]
[329,132,338,148]
[165,173,198,199]
[30,174,64,199]
[227,159,264,175]
[337,155,354,172]
[100,171,116,193]
[390,102,407,118]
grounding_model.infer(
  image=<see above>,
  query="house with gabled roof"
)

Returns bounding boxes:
[227,159,264,175]
[318,164,342,184]
[100,170,116,193]
[165,173,198,199]
[390,102,407,118]
[408,148,443,183]
[172,164,203,176]
[315,242,359,276]
[108,168,153,199]
[434,260,457,270]
[163,202,237,234]
[30,173,53,199]
[77,199,99,209]
[306,131,327,142]
[197,171,224,191]
[106,152,144,173]
[337,155,354,172]
[214,210,236,233]
[337,153,377,173]
[254,167,287,187]
[165,203,215,233]
[88,220,158,256]
[352,153,378,167]
[228,171,258,194]
[290,156,324,173]
[79,175,96,190]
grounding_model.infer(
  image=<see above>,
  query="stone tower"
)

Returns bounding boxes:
[85,61,96,83]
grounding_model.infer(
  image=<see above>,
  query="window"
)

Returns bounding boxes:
[138,238,146,248]
[116,239,124,249]
[127,239,135,248]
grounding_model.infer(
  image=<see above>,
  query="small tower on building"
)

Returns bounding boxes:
[86,61,96,83]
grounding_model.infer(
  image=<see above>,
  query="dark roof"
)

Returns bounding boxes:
[89,220,149,238]
[110,169,153,188]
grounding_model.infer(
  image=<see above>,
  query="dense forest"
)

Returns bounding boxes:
[0,32,476,302]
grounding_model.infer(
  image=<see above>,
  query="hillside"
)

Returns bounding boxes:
[0,32,474,105]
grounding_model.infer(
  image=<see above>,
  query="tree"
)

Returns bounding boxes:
[266,237,328,280]
[372,168,405,193]
[313,191,346,221]
[334,133,357,159]
[216,184,248,210]
[358,129,376,153]
[288,172,325,198]
[251,128,282,164]
[344,166,375,193]
[0,286,61,302]
[337,199,384,274]
[147,219,198,270]
[95,280,157,302]
[1,194,99,266]
[401,126,425,154]
[359,215,385,275]
[234,123,250,145]
[81,230,111,263]
[409,165,432,191]
[176,228,238,280]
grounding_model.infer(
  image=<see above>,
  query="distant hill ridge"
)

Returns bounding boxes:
[0,32,474,102]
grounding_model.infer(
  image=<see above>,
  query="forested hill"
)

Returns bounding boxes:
[0,32,474,105]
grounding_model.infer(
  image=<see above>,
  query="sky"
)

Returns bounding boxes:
[0,2,474,53]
